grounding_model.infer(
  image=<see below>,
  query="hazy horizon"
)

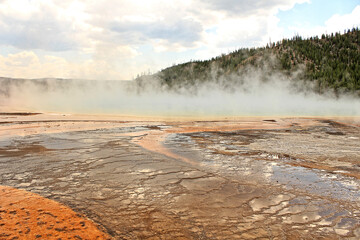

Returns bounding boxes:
[2,65,360,117]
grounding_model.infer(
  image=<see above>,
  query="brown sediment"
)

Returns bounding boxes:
[0,120,133,140]
[187,119,360,180]
[0,185,110,239]
[165,118,293,133]
[287,161,360,180]
[135,117,360,181]
[0,144,50,157]
[1,114,359,239]
[0,112,168,139]
[133,118,318,166]
[0,112,42,116]
[127,130,199,165]
[256,152,360,179]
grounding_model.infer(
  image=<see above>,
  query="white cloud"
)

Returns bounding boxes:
[4,51,39,67]
[286,5,360,38]
[0,0,356,80]
[0,0,308,53]
[199,0,310,16]
[0,1,77,51]
[0,50,139,80]
[325,6,360,33]
[193,0,307,60]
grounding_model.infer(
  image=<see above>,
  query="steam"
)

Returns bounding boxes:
[1,64,359,117]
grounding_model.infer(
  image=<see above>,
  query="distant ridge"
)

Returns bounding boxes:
[0,77,131,98]
[136,28,360,96]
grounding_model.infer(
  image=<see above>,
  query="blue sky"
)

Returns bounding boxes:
[277,0,359,37]
[0,0,358,80]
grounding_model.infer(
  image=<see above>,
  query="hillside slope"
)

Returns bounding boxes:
[139,28,359,95]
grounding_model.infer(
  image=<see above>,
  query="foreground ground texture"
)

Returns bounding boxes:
[0,114,359,239]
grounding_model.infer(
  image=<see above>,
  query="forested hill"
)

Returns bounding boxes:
[138,28,360,95]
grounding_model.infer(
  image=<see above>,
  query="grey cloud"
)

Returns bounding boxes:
[200,0,293,16]
[0,6,77,51]
[217,23,268,48]
[110,18,203,46]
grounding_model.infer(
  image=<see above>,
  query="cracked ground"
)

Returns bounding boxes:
[0,115,360,239]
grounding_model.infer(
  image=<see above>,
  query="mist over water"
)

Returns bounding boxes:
[1,68,359,117]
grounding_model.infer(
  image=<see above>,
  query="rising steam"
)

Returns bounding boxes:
[0,63,359,117]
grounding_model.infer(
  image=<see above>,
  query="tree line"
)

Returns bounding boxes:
[136,28,360,95]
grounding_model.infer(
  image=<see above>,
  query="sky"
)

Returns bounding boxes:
[0,0,359,81]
